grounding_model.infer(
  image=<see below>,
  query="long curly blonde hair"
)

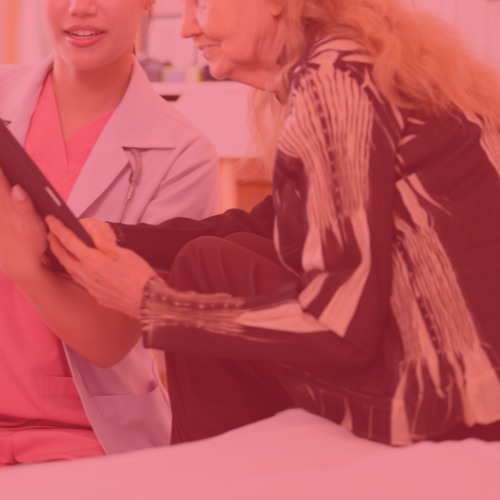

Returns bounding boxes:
[249,0,500,172]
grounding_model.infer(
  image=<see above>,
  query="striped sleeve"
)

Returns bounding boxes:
[140,54,400,371]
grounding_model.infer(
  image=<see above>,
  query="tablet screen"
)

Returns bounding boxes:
[0,120,95,272]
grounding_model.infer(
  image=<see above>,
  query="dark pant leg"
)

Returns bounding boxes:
[165,234,297,444]
[429,421,500,441]
[223,232,283,266]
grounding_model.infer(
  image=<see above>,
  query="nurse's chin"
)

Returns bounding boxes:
[58,53,124,73]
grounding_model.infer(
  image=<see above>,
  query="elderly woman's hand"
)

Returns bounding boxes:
[46,216,157,319]
[0,167,49,283]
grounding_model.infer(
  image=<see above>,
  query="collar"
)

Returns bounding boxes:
[0,54,176,150]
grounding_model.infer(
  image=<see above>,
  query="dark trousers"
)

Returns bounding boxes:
[164,233,500,444]
[166,233,296,444]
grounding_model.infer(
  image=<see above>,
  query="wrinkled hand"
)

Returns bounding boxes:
[46,216,157,319]
[0,167,48,282]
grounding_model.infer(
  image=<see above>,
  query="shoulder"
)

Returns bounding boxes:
[118,61,219,161]
[287,37,377,117]
[157,97,213,147]
[0,63,35,86]
[0,58,53,121]
[158,98,219,168]
[127,63,216,152]
[292,37,373,83]
[288,37,378,110]
[147,94,219,171]
[287,37,403,138]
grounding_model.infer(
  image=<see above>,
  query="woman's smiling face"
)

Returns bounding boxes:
[181,0,286,90]
[40,0,150,71]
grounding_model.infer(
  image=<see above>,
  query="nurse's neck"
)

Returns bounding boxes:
[51,49,133,141]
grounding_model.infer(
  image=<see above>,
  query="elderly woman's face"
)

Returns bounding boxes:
[182,0,285,89]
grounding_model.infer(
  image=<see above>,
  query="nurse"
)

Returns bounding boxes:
[0,0,218,465]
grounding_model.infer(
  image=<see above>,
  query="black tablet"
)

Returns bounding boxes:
[0,120,95,273]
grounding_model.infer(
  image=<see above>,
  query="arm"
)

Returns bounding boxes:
[109,195,275,271]
[0,169,143,368]
[15,267,142,368]
[46,62,399,377]
[138,60,398,374]
[40,126,220,364]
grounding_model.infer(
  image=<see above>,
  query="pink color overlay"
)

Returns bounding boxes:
[2,408,500,499]
[0,74,115,466]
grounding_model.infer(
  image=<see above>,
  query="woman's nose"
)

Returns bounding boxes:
[180,0,202,39]
[68,0,98,16]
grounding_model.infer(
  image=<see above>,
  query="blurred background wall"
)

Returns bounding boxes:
[1,0,53,64]
[402,0,500,70]
[1,0,500,69]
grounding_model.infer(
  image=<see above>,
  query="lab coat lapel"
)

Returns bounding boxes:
[0,55,54,144]
[65,122,129,218]
[66,59,177,218]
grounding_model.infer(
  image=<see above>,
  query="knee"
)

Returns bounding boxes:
[169,236,233,293]
[223,232,255,248]
[175,236,221,265]
[169,236,222,288]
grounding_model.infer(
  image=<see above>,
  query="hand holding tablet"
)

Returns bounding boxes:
[0,120,95,273]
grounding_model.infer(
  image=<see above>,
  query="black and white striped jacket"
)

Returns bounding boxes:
[113,37,500,445]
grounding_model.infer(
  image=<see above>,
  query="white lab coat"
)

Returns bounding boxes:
[0,54,220,454]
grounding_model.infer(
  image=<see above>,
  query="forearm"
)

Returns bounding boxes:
[15,266,142,368]
[141,277,371,375]
[110,196,275,271]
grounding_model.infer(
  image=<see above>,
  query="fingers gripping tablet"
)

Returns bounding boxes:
[0,120,95,273]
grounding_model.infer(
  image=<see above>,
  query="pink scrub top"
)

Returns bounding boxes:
[0,75,115,466]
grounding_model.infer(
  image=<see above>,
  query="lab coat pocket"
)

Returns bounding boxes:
[40,376,92,427]
[90,382,172,451]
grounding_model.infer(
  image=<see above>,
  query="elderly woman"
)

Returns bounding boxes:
[4,0,500,446]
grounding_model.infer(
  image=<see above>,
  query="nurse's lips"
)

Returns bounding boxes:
[64,25,106,47]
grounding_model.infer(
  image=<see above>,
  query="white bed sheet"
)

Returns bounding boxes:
[2,408,500,500]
